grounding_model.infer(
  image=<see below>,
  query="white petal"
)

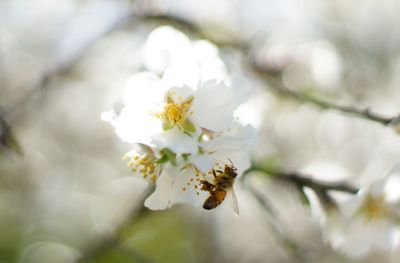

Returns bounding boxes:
[192,40,228,82]
[383,162,400,202]
[339,190,366,218]
[369,178,386,197]
[339,219,393,257]
[144,165,207,210]
[189,155,214,173]
[123,72,165,107]
[100,110,116,124]
[213,150,251,176]
[114,105,162,144]
[144,170,175,210]
[207,124,257,153]
[196,124,256,176]
[168,85,195,102]
[192,40,219,60]
[191,80,236,131]
[152,127,198,154]
[143,26,192,74]
[162,61,200,89]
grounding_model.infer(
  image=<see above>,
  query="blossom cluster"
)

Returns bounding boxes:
[102,26,256,212]
[310,163,400,257]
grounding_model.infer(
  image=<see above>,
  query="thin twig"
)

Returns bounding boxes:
[0,109,22,155]
[250,69,399,126]
[245,165,358,195]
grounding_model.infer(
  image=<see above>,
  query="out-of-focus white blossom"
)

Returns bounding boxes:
[322,163,400,257]
[143,26,228,87]
[102,26,256,212]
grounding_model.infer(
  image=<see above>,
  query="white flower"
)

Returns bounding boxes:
[190,123,257,175]
[140,124,256,211]
[120,124,256,211]
[103,72,238,154]
[143,162,210,210]
[322,163,400,257]
[102,26,256,212]
[143,26,228,87]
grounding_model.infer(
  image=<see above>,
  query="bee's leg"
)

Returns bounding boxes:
[200,180,216,192]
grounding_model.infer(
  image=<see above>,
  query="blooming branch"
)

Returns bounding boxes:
[102,26,256,213]
[137,11,400,131]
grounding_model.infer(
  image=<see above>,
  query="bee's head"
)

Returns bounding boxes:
[225,163,238,178]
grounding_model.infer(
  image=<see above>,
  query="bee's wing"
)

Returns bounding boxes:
[230,188,240,217]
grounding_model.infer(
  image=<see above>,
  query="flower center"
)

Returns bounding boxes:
[156,92,195,133]
[362,194,389,221]
[164,102,187,125]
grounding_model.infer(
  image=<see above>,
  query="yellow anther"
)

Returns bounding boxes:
[151,175,157,183]
[157,93,194,126]
[362,194,389,221]
[164,103,185,124]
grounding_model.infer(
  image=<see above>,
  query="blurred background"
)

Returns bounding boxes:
[2,0,400,262]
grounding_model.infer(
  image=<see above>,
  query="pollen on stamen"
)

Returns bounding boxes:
[182,187,187,191]
[151,174,157,183]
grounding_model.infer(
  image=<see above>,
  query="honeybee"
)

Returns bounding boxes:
[200,160,240,216]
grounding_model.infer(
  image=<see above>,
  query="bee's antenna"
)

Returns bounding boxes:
[213,158,236,169]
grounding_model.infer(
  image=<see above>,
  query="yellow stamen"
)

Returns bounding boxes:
[157,93,194,126]
[165,103,185,124]
[362,194,389,221]
[125,149,160,183]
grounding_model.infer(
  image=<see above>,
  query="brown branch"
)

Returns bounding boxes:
[250,66,399,127]
[245,165,358,195]
[275,171,358,194]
